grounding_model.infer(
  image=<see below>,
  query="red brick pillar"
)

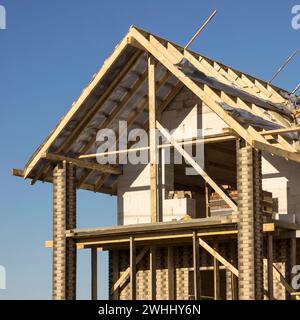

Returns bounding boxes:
[53,161,77,300]
[237,140,263,300]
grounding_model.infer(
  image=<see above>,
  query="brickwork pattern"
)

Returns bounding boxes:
[237,142,263,300]
[53,162,76,300]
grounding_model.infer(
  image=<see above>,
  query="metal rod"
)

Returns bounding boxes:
[184,10,217,50]
[269,49,299,84]
[292,83,300,94]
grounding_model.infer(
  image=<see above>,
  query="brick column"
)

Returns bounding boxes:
[53,161,77,300]
[237,140,263,300]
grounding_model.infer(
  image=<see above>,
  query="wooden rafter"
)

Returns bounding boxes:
[82,70,172,190]
[130,28,300,163]
[23,31,138,179]
[41,152,121,175]
[78,67,150,156]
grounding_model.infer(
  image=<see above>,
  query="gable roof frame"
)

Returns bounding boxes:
[129,27,300,164]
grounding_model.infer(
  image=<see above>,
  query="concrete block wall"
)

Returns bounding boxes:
[117,87,229,225]
[262,152,300,223]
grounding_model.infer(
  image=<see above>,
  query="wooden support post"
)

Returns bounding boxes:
[231,272,237,300]
[150,246,156,300]
[205,183,210,217]
[168,246,175,300]
[231,242,238,300]
[148,55,158,223]
[267,234,274,300]
[112,250,119,300]
[91,247,97,300]
[193,232,201,299]
[213,242,220,300]
[130,237,136,300]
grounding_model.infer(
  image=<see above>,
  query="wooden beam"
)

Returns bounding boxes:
[270,262,295,295]
[267,233,274,300]
[79,134,237,159]
[91,247,97,300]
[149,246,156,300]
[193,231,201,300]
[41,152,121,175]
[156,121,237,211]
[263,223,275,232]
[130,237,136,300]
[260,127,300,136]
[110,246,149,295]
[148,55,158,223]
[205,183,210,218]
[213,242,220,300]
[168,246,175,300]
[11,168,24,178]
[199,238,239,277]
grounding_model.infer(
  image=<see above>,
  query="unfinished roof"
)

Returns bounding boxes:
[12,26,300,195]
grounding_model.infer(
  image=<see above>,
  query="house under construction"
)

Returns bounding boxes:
[12,26,300,300]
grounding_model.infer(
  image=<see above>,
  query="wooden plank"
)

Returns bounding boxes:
[253,140,300,163]
[148,55,158,223]
[231,272,237,300]
[110,246,149,294]
[80,134,237,159]
[130,237,136,300]
[271,262,295,295]
[41,152,121,175]
[91,247,97,300]
[11,168,25,178]
[213,242,220,300]
[267,234,274,300]
[23,32,135,178]
[205,183,210,218]
[260,127,300,136]
[149,246,156,300]
[193,231,201,300]
[168,246,175,300]
[263,223,275,232]
[156,121,237,211]
[199,238,239,277]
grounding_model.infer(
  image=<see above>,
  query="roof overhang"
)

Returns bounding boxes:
[12,26,300,195]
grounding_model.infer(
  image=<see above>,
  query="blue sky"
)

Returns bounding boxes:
[0,0,299,300]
